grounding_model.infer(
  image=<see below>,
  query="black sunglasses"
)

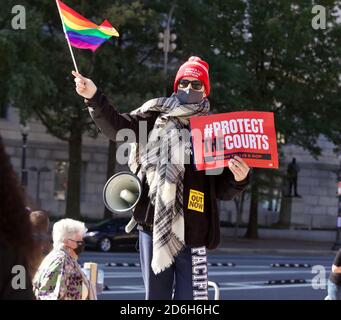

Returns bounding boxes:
[178,79,203,91]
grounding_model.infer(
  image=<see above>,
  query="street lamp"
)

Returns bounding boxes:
[29,166,51,206]
[158,2,177,96]
[332,162,341,250]
[20,123,30,187]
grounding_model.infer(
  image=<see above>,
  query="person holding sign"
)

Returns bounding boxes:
[72,56,250,300]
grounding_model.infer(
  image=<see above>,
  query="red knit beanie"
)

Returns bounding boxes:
[173,56,210,96]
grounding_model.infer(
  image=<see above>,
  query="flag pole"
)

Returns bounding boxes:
[55,0,79,73]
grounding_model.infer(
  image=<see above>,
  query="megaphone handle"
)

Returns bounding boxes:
[125,217,137,233]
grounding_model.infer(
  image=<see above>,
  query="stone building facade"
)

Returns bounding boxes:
[1,106,110,219]
[218,136,340,230]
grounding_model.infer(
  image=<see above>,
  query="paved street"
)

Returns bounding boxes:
[79,250,333,300]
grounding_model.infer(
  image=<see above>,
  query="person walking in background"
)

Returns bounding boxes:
[286,157,301,197]
[29,210,52,278]
[0,135,36,299]
[33,218,96,300]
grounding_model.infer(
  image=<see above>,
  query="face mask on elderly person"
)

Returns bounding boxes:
[73,240,85,255]
[66,239,85,256]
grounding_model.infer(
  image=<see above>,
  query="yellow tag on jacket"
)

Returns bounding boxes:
[188,189,204,213]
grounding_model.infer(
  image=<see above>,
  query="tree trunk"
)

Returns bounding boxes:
[245,169,259,239]
[65,118,82,220]
[234,191,246,237]
[104,140,116,219]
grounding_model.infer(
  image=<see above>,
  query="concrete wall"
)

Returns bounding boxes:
[0,106,111,219]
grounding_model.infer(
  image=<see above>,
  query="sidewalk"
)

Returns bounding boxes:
[215,235,337,256]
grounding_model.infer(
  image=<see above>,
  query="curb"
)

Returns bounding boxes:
[217,248,336,255]
[106,262,140,267]
[266,279,307,285]
[105,262,236,267]
[208,262,235,267]
[270,263,311,268]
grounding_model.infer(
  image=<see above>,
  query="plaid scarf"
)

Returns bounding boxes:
[128,94,210,275]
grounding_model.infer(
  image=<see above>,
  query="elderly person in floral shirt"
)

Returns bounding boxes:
[33,218,96,300]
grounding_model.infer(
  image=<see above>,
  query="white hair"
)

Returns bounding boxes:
[52,218,87,250]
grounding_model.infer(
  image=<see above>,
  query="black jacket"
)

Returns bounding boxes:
[86,89,249,250]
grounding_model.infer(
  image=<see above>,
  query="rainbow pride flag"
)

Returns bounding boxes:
[56,0,119,52]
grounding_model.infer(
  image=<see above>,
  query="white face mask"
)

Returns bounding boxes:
[175,88,204,104]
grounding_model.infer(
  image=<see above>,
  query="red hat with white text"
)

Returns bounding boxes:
[173,56,210,96]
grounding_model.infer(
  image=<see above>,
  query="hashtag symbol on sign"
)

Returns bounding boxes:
[204,124,213,138]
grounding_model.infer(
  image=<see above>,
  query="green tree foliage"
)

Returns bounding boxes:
[2,1,341,234]
[1,0,164,219]
[170,0,341,237]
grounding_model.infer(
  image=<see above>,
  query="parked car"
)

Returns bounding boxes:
[84,218,138,252]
